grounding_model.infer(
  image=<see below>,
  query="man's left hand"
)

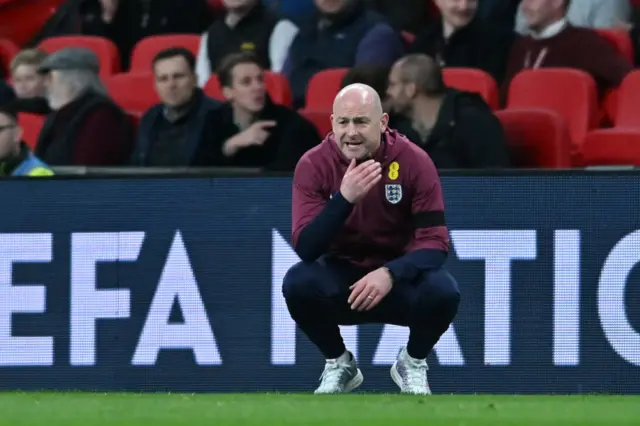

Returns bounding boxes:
[348,267,393,311]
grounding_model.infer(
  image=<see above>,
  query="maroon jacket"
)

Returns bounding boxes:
[292,129,449,273]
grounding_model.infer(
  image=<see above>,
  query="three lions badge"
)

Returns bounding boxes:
[385,161,402,204]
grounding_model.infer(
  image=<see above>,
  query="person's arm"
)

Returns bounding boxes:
[384,151,450,282]
[269,19,299,72]
[459,101,511,168]
[355,23,404,66]
[196,32,212,87]
[292,156,353,261]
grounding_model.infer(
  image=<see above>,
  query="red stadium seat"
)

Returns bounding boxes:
[207,0,225,12]
[614,70,640,128]
[495,109,572,169]
[442,68,499,110]
[0,38,20,76]
[583,128,640,167]
[595,29,634,63]
[507,68,598,163]
[130,34,201,73]
[18,113,45,149]
[104,72,160,115]
[299,109,332,138]
[204,71,293,107]
[305,68,349,109]
[38,35,121,77]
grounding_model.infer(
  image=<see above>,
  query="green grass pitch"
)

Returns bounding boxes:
[0,393,638,425]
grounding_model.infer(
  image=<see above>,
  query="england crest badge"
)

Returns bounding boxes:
[385,184,402,204]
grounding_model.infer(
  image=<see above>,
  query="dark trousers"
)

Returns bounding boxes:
[282,256,460,360]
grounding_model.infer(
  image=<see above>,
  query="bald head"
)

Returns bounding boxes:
[333,83,383,117]
[330,83,388,161]
[391,54,445,96]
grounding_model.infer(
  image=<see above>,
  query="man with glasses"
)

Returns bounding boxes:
[0,105,53,177]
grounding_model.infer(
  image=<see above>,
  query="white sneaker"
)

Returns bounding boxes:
[314,351,363,394]
[390,347,432,395]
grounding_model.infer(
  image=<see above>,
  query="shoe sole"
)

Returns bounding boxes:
[314,368,364,394]
[390,361,432,395]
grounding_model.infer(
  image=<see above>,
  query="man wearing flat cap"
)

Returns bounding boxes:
[0,104,53,177]
[34,47,133,166]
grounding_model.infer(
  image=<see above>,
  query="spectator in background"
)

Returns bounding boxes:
[263,0,315,19]
[9,49,52,116]
[196,0,295,86]
[515,0,631,34]
[365,0,433,34]
[35,48,133,166]
[504,0,633,96]
[10,49,48,99]
[283,0,404,108]
[477,0,521,31]
[409,0,515,85]
[0,104,53,177]
[131,48,222,167]
[341,65,391,101]
[81,0,214,70]
[204,52,320,170]
[386,54,510,169]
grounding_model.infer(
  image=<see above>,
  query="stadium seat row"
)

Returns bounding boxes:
[17,104,640,169]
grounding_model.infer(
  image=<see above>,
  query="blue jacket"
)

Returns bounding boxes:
[284,1,399,107]
[131,89,221,166]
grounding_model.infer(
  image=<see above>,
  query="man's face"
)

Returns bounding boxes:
[223,62,266,113]
[12,64,45,98]
[435,0,477,30]
[314,0,349,15]
[331,94,387,161]
[386,64,414,115]
[153,56,197,108]
[0,112,20,160]
[44,70,73,110]
[521,0,561,30]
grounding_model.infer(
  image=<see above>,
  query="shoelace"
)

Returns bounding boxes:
[318,361,345,389]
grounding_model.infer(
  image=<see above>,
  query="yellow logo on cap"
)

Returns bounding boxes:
[388,161,399,180]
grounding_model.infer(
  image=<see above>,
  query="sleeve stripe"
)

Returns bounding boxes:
[413,211,446,228]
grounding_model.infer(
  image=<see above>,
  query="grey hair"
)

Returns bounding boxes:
[57,69,108,98]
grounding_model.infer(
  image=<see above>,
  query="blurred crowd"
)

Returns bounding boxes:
[0,0,639,176]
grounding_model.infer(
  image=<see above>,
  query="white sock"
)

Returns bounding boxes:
[332,350,351,363]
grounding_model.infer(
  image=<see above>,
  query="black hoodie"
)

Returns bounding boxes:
[203,96,321,171]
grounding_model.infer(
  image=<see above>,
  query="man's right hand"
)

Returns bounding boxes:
[222,120,277,157]
[340,159,382,203]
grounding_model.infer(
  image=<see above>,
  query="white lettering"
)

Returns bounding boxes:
[553,230,580,366]
[452,230,537,366]
[70,232,142,366]
[132,231,221,366]
[598,230,640,366]
[0,233,53,366]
